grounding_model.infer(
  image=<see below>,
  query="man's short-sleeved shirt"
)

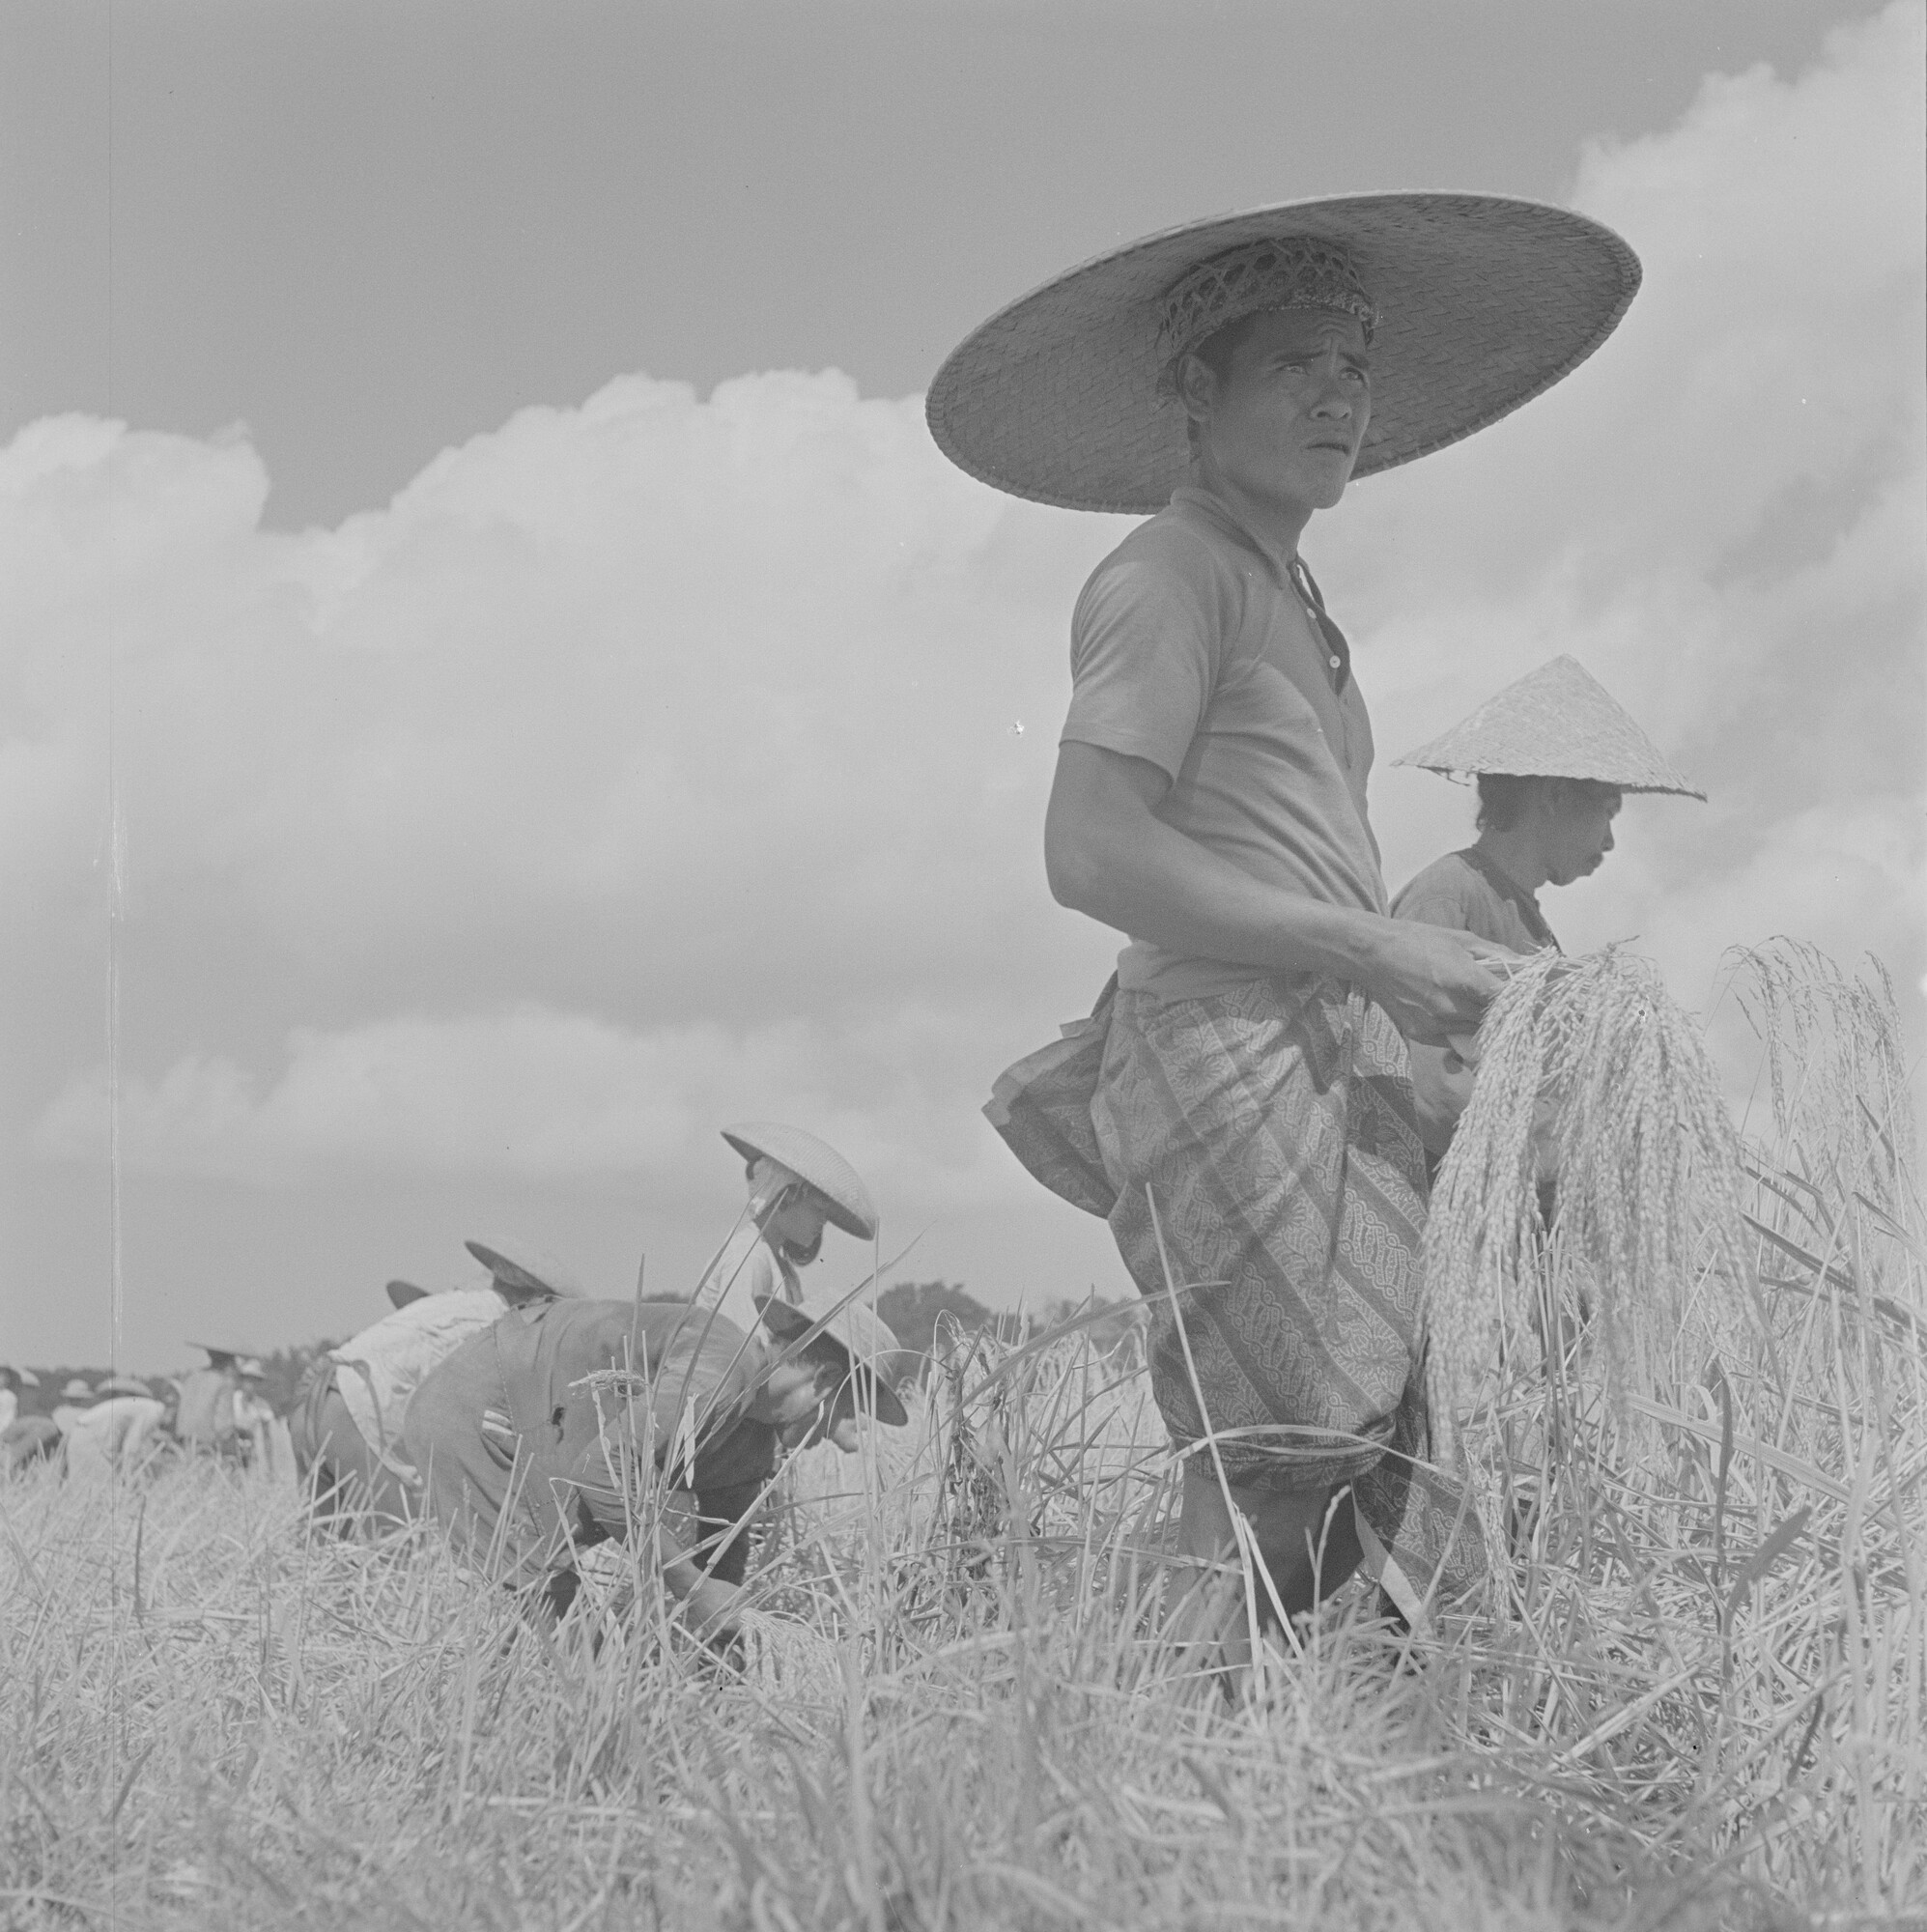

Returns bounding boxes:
[489,1297,776,1502]
[1061,486,1385,1001]
[1391,847,1560,954]
[330,1284,508,1472]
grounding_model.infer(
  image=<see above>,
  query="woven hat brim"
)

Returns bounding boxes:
[927,192,1639,514]
[722,1122,879,1241]
[463,1240,584,1299]
[187,1342,259,1365]
[754,1293,911,1428]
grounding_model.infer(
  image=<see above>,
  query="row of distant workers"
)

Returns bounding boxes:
[0,1347,272,1479]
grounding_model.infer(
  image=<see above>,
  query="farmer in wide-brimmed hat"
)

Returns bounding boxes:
[292,1239,581,1525]
[695,1122,879,1342]
[1390,656,1704,1163]
[404,1287,910,1631]
[940,193,1641,1659]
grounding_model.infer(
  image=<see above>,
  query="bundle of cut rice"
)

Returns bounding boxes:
[1423,946,1759,1467]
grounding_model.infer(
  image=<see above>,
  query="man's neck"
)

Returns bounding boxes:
[1473,828,1550,895]
[1188,459,1314,569]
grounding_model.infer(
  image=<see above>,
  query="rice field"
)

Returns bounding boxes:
[3,942,1921,1930]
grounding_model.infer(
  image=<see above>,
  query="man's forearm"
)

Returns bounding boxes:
[656,1520,742,1631]
[1051,801,1392,983]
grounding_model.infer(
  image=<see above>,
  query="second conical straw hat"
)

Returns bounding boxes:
[1393,656,1704,797]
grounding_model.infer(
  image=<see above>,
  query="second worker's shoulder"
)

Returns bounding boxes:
[1390,849,1484,923]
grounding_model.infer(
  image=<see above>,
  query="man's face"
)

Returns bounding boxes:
[748,1355,836,1430]
[1185,309,1373,518]
[1543,784,1621,887]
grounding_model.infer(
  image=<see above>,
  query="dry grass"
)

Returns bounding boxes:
[3,943,1921,1929]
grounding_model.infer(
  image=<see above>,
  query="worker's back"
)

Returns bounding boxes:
[174,1366,239,1447]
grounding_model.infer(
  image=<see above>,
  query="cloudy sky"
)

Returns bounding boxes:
[3,0,1920,1370]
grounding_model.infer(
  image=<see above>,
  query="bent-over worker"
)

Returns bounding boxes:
[292,1238,580,1523]
[55,1379,172,1479]
[404,1289,908,1632]
[175,1345,264,1457]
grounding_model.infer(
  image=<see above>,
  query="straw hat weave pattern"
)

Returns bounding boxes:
[928,192,1639,514]
[1393,656,1704,798]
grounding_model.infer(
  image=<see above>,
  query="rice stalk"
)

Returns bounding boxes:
[1424,945,1761,1469]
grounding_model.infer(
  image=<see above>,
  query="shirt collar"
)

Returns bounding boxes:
[1168,484,1300,583]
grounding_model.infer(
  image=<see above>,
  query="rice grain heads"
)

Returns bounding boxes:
[1424,946,1760,1468]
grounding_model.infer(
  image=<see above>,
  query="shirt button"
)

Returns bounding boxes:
[1329,655,1341,668]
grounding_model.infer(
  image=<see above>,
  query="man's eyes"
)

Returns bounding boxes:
[1270,360,1370,384]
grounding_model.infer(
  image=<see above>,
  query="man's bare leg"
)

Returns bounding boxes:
[1161,1462,1366,1676]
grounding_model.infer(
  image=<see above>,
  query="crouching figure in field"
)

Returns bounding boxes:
[403,1290,909,1636]
[292,1237,581,1526]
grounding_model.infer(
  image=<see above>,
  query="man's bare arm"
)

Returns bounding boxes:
[1044,741,1512,1044]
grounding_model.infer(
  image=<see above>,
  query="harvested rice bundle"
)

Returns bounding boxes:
[1424,946,1756,1465]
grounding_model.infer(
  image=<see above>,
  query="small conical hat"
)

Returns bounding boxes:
[385,1279,430,1309]
[463,1239,584,1299]
[1393,656,1704,797]
[721,1122,878,1241]
[186,1344,266,1378]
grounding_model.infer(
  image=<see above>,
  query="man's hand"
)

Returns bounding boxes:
[1357,921,1517,1047]
[656,1516,745,1636]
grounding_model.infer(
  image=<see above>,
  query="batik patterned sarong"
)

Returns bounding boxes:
[987,975,1485,1605]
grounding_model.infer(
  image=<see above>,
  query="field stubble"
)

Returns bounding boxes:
[3,942,1921,1931]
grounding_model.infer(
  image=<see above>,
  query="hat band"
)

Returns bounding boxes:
[1155,235,1377,399]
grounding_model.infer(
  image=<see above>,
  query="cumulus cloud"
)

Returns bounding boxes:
[2,7,1920,1354]
[1343,2,1925,1018]
[36,999,1034,1215]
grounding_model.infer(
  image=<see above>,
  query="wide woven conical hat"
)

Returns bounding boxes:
[1394,656,1704,797]
[187,1341,261,1368]
[754,1287,912,1428]
[927,193,1639,514]
[722,1122,878,1241]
